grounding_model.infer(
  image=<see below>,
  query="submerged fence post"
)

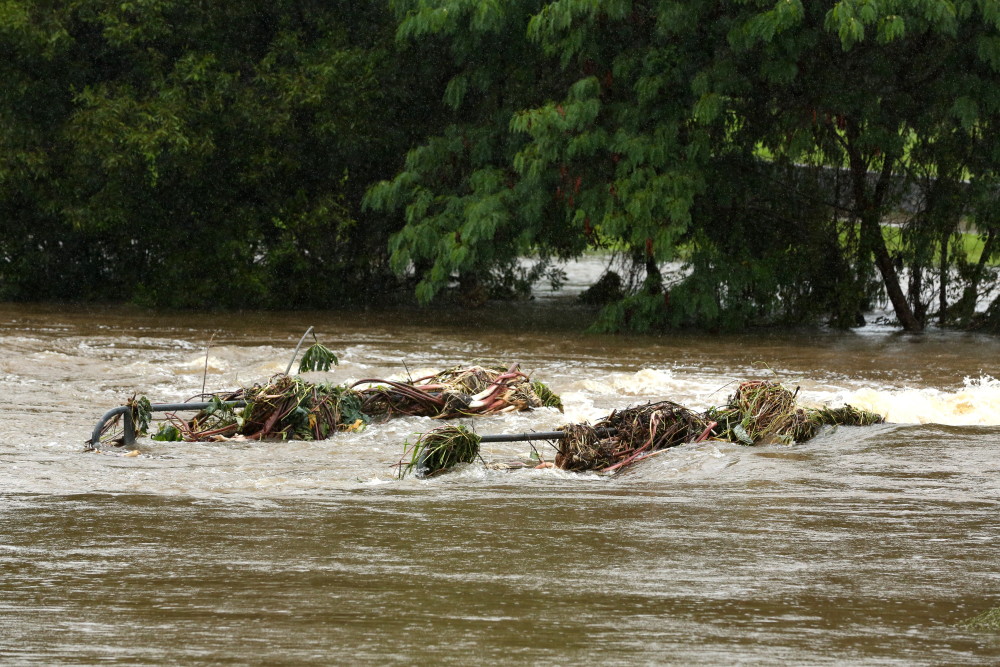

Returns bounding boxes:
[89,406,134,449]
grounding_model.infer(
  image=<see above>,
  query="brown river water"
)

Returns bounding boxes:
[1,289,999,664]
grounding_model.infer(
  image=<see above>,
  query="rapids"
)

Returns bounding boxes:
[1,289,998,664]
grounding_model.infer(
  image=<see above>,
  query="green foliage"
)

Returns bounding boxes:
[0,0,432,307]
[589,291,673,334]
[298,343,338,373]
[530,380,563,411]
[129,395,153,436]
[4,0,1000,333]
[335,390,370,429]
[369,0,723,308]
[151,423,183,442]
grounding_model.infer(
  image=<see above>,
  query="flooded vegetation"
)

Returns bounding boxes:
[5,2,1000,662]
[1,296,999,663]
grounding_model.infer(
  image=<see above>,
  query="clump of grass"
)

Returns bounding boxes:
[960,606,1000,631]
[706,381,883,445]
[398,425,481,478]
[809,404,885,428]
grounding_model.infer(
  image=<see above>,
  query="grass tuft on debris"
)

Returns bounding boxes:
[398,425,481,478]
[707,381,884,445]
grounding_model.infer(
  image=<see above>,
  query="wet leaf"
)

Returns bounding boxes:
[733,423,754,446]
[151,423,183,442]
[298,343,338,373]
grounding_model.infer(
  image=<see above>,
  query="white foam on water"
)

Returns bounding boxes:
[174,354,229,374]
[571,368,679,396]
[843,375,1000,425]
[559,390,605,423]
[569,368,1000,427]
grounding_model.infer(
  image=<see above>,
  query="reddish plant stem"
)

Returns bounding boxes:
[693,421,717,443]
[602,440,653,473]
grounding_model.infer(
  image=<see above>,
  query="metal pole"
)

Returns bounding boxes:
[478,431,567,443]
[284,326,314,375]
[477,428,613,443]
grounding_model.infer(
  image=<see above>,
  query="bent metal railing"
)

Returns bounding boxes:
[88,401,247,449]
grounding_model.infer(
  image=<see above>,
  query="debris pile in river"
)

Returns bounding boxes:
[161,376,368,442]
[96,361,562,445]
[353,363,562,421]
[400,380,884,477]
[555,401,712,472]
[707,380,884,445]
[707,380,811,445]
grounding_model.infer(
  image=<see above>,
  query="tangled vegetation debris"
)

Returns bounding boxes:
[353,363,560,420]
[94,356,561,446]
[95,395,154,447]
[398,380,884,477]
[155,376,367,442]
[93,346,884,482]
[707,381,884,446]
[554,381,882,473]
[556,401,711,472]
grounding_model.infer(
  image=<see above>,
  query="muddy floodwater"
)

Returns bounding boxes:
[1,290,999,664]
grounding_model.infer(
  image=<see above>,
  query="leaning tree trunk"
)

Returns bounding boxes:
[847,142,924,332]
[867,218,923,331]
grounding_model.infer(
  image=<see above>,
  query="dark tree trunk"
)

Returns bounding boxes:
[847,138,923,332]
[864,215,923,331]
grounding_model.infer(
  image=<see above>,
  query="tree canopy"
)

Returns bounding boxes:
[0,0,437,307]
[369,0,1000,331]
[3,1,1000,332]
